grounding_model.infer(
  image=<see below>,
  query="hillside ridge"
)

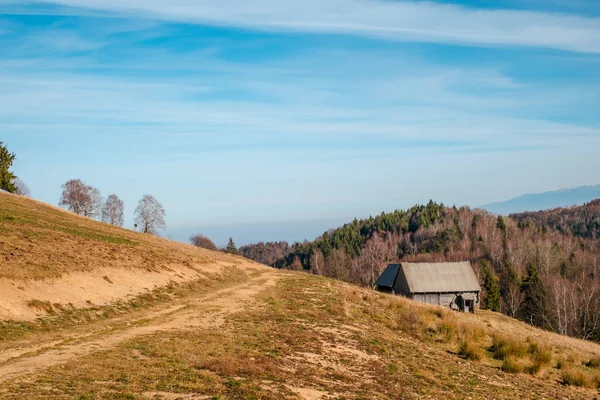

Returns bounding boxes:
[241,200,600,344]
[480,184,600,215]
[2,191,600,399]
[0,190,263,321]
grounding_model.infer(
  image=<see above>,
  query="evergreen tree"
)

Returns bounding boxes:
[226,237,238,255]
[496,215,507,232]
[506,264,520,284]
[0,141,17,193]
[519,263,547,326]
[481,260,501,312]
[521,263,539,290]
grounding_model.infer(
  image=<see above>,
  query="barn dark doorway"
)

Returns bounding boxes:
[464,299,475,313]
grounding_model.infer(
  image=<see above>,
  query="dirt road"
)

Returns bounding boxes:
[0,269,280,385]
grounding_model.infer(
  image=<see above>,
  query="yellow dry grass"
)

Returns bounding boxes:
[1,192,600,399]
[0,190,240,280]
[2,274,600,399]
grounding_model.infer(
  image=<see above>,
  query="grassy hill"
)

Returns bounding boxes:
[1,192,600,399]
[250,201,600,343]
[0,190,239,281]
[0,190,259,323]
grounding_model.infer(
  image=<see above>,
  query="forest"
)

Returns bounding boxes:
[240,200,600,343]
[511,199,600,239]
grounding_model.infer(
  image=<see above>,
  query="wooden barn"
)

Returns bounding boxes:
[374,262,481,313]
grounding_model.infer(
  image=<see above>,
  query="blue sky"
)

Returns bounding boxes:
[1,0,600,245]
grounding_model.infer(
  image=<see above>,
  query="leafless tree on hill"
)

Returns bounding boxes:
[190,234,217,251]
[574,278,600,340]
[134,194,166,235]
[503,282,525,318]
[59,179,103,218]
[324,248,350,281]
[289,256,304,272]
[12,178,31,197]
[349,233,394,287]
[309,248,324,276]
[88,187,104,218]
[101,194,125,226]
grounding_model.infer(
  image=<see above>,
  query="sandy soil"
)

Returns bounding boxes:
[0,260,247,321]
[0,268,280,385]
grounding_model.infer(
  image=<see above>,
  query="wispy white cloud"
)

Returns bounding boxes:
[22,29,103,52]
[3,5,600,233]
[2,62,597,153]
[7,0,600,52]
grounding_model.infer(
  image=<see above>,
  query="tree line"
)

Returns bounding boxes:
[59,178,166,235]
[510,199,600,240]
[241,201,600,343]
[189,234,240,255]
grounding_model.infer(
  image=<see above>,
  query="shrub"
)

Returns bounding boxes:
[457,322,486,342]
[561,368,596,388]
[555,357,568,370]
[491,336,528,360]
[459,339,483,361]
[585,356,600,369]
[529,342,552,365]
[433,317,458,343]
[526,361,543,375]
[501,357,523,374]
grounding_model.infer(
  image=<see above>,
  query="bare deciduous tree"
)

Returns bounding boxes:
[59,179,102,218]
[88,187,103,218]
[503,281,525,318]
[575,280,600,340]
[548,276,578,336]
[324,248,350,281]
[12,178,31,197]
[134,194,166,235]
[309,248,325,276]
[350,233,393,287]
[101,194,125,226]
[190,234,217,251]
[289,256,304,272]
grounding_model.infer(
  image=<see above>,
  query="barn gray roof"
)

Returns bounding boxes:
[375,264,400,288]
[401,262,480,293]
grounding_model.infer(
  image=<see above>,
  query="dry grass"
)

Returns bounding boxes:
[491,335,529,360]
[0,191,238,280]
[458,338,483,361]
[2,192,600,398]
[0,267,247,343]
[529,342,553,365]
[26,299,57,315]
[586,356,600,369]
[501,357,524,374]
[2,274,600,399]
[562,367,598,388]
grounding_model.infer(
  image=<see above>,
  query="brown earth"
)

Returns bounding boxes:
[0,268,278,385]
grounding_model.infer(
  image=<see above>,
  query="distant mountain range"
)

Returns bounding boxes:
[480,184,600,215]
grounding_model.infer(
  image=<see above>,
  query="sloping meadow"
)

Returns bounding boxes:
[3,273,599,399]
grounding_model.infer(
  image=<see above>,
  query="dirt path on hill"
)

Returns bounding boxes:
[0,270,280,385]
